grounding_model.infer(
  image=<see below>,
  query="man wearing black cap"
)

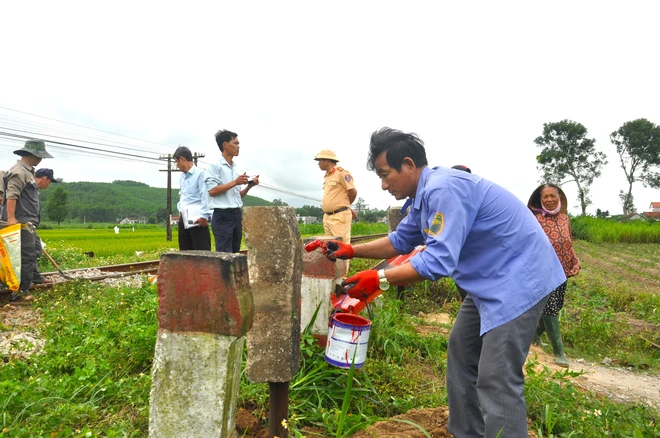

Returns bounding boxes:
[31,168,60,285]
[35,168,60,188]
[1,139,54,300]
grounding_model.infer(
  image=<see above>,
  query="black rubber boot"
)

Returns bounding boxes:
[542,315,569,368]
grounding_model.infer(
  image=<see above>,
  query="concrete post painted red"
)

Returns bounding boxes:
[149,251,253,438]
[301,236,346,345]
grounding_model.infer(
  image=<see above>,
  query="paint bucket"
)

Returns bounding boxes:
[325,313,372,369]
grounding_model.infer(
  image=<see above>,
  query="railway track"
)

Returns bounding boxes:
[0,260,162,299]
[0,233,389,299]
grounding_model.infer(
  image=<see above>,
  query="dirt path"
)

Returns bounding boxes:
[528,344,660,410]
[417,312,660,410]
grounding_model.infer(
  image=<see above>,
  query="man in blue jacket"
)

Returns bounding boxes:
[323,128,566,437]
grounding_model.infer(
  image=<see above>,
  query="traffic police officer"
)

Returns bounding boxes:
[314,149,357,273]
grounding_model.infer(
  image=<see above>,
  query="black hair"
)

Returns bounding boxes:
[215,130,237,152]
[527,183,568,215]
[173,146,193,162]
[367,127,428,172]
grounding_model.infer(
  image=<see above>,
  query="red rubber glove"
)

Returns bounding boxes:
[342,270,380,300]
[324,240,355,262]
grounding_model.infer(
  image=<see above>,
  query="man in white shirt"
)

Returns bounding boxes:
[204,130,259,253]
[174,146,211,251]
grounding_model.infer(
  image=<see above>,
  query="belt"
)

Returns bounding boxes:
[325,207,349,215]
[214,208,241,213]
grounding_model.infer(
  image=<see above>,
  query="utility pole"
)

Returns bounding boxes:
[192,152,204,166]
[159,154,173,241]
[159,149,205,242]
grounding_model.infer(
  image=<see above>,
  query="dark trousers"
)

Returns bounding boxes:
[456,284,468,301]
[211,209,242,253]
[447,294,549,437]
[19,228,39,291]
[178,219,211,251]
[33,230,43,281]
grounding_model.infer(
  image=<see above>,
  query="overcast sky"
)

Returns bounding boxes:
[1,1,659,215]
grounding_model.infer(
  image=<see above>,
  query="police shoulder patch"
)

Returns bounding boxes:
[424,212,445,236]
[344,174,352,182]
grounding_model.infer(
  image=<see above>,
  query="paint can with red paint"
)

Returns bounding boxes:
[325,313,372,369]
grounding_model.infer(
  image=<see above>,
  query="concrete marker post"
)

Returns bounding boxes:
[243,206,303,438]
[301,235,346,345]
[388,206,407,233]
[149,251,253,438]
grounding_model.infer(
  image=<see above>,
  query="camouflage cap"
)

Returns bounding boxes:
[14,139,54,159]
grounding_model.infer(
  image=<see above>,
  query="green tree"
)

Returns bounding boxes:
[610,118,660,216]
[155,207,168,223]
[595,208,610,219]
[534,120,607,216]
[618,190,635,216]
[353,197,367,221]
[272,198,288,206]
[45,185,69,225]
[361,207,388,223]
[295,205,323,221]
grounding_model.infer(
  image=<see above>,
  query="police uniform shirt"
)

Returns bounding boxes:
[389,166,567,335]
[322,166,355,213]
[1,160,40,225]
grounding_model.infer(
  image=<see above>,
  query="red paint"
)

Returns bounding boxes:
[302,250,344,279]
[386,245,425,270]
[331,289,381,315]
[157,252,253,337]
[304,239,323,252]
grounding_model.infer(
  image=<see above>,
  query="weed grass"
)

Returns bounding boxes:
[2,222,659,436]
[572,216,660,243]
[1,280,156,436]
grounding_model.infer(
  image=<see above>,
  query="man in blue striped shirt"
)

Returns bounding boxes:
[204,130,259,253]
[174,146,211,251]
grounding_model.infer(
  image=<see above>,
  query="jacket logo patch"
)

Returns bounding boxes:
[424,212,444,236]
[344,174,352,182]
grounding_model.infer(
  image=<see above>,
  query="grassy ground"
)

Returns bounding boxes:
[2,223,659,437]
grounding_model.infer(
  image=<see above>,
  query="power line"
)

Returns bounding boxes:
[0,106,323,205]
[0,124,163,156]
[0,131,162,162]
[0,105,172,149]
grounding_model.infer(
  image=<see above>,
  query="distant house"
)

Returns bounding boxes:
[638,202,660,221]
[170,215,179,225]
[642,212,660,221]
[622,211,644,221]
[297,215,318,225]
[119,216,147,224]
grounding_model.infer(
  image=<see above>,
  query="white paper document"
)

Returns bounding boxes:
[181,203,203,229]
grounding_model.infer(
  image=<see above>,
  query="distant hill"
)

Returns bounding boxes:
[38,180,274,223]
